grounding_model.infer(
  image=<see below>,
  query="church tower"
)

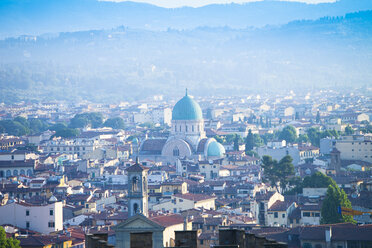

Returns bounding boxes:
[126,159,149,217]
[330,147,341,175]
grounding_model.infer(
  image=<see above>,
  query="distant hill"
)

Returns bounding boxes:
[0,10,371,103]
[1,0,372,39]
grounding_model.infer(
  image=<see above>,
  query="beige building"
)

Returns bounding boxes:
[0,200,63,234]
[152,193,216,213]
[335,135,372,163]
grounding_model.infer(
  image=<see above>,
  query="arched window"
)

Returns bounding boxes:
[6,170,11,177]
[27,169,32,176]
[0,171,4,178]
[132,176,140,192]
[13,170,18,176]
[192,125,194,132]
[173,147,180,156]
[186,125,188,132]
[133,203,139,214]
[143,177,147,190]
[20,169,25,175]
[179,125,181,132]
[175,125,177,132]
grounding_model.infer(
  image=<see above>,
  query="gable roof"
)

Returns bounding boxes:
[151,214,184,227]
[174,193,216,202]
[126,163,149,172]
[114,214,165,232]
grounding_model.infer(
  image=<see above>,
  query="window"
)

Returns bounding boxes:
[50,209,54,216]
[26,210,30,216]
[303,212,311,217]
[192,125,194,132]
[314,212,320,217]
[26,222,30,229]
[48,222,55,228]
[274,212,278,218]
[179,199,183,202]
[173,208,177,213]
[133,203,139,214]
[186,125,188,132]
[173,147,180,156]
[303,243,312,248]
[282,213,285,218]
[11,155,14,160]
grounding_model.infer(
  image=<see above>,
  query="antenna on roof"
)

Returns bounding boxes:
[136,156,139,164]
[185,88,188,96]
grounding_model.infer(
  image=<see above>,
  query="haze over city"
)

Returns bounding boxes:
[0,0,371,248]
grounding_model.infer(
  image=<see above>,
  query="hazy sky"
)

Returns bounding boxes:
[102,0,336,8]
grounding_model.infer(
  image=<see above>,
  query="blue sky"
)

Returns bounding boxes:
[101,0,336,8]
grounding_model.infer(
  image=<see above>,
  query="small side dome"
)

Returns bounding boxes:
[207,141,225,157]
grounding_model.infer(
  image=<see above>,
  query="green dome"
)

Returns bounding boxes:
[172,91,203,121]
[207,141,225,157]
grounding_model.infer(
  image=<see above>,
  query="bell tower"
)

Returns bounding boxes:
[126,159,149,217]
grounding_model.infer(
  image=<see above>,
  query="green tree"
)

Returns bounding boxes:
[52,128,80,139]
[345,125,354,135]
[0,226,21,248]
[360,124,372,134]
[316,111,321,123]
[225,134,236,144]
[214,135,224,144]
[69,115,90,128]
[286,172,337,195]
[297,134,309,143]
[14,116,28,128]
[245,129,254,152]
[103,117,125,129]
[28,118,49,134]
[321,184,355,224]
[261,155,295,193]
[0,120,29,136]
[49,123,67,132]
[233,134,240,151]
[303,172,337,188]
[245,150,259,157]
[69,112,103,128]
[279,125,297,143]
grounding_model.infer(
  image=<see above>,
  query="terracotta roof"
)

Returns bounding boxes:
[268,200,293,211]
[0,160,36,168]
[126,163,149,172]
[255,191,276,201]
[298,223,372,241]
[151,214,184,227]
[18,235,73,247]
[174,193,215,202]
[197,138,208,152]
[140,139,167,154]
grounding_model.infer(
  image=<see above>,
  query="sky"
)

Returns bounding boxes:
[101,0,336,8]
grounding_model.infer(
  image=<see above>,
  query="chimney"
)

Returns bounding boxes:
[325,226,332,248]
